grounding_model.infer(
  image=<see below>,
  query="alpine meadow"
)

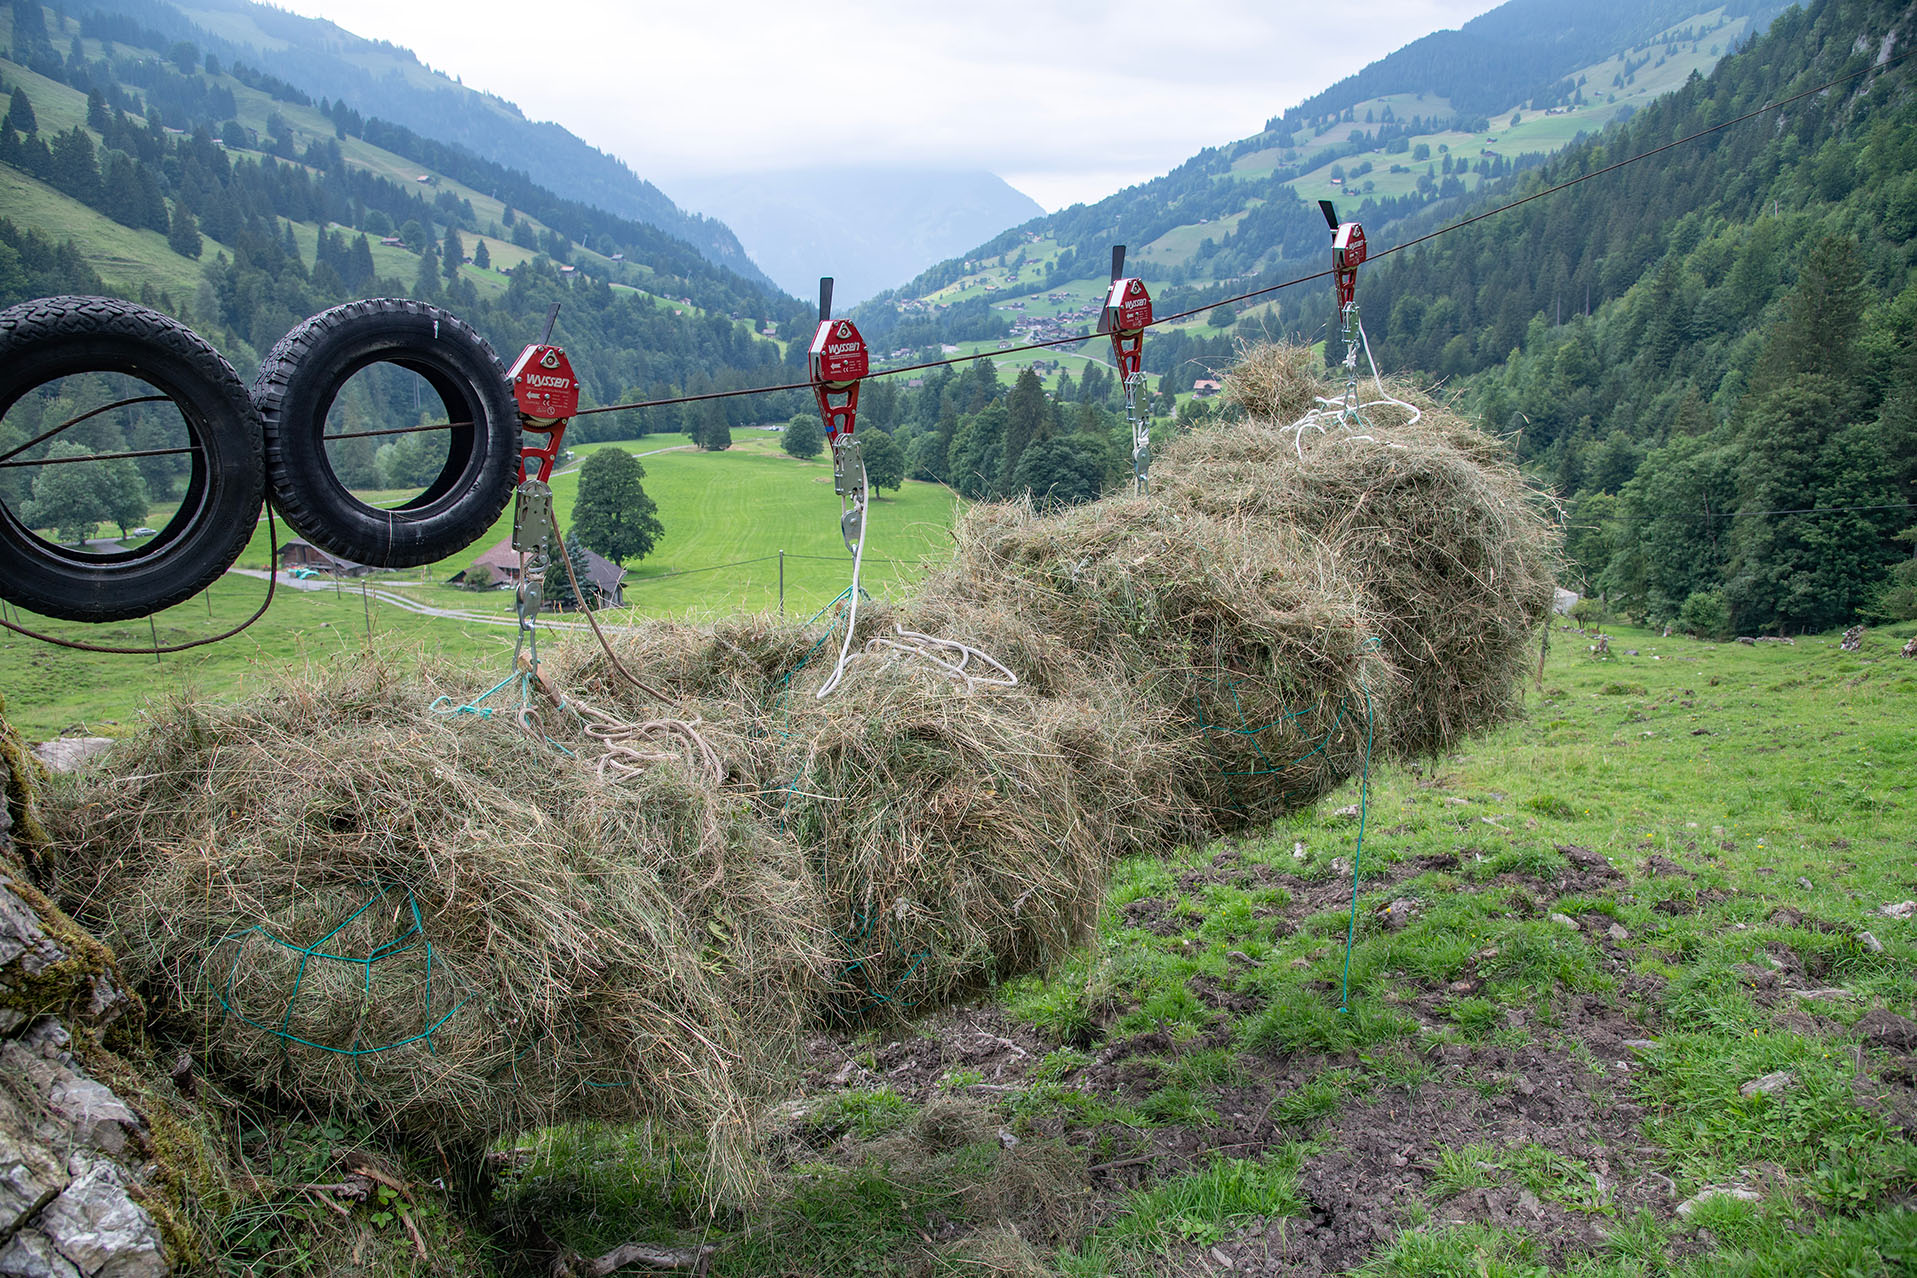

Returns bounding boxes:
[0,1,1913,1277]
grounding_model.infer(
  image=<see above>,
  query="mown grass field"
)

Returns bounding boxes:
[1,432,962,739]
[440,619,1912,1276]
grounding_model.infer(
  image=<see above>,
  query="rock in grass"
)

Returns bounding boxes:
[1739,1071,1795,1098]
[1549,912,1580,930]
[29,737,115,773]
[1676,1184,1763,1217]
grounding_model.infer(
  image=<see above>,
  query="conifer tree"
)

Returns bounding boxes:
[5,89,33,135]
[168,200,202,259]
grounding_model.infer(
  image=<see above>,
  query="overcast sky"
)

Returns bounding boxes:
[273,0,1504,212]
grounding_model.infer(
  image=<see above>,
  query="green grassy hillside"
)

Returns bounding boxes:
[0,434,962,739]
[855,2,1787,393]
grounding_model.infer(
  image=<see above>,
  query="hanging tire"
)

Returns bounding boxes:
[253,298,519,569]
[0,295,264,624]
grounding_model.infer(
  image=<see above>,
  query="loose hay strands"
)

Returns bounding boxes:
[1165,341,1558,760]
[44,341,1557,1193]
[52,664,826,1201]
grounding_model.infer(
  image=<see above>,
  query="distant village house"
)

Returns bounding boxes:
[278,540,372,577]
[455,537,627,607]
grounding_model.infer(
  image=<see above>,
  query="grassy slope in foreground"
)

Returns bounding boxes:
[491,619,1917,1275]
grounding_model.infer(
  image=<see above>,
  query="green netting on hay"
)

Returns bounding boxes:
[211,883,464,1061]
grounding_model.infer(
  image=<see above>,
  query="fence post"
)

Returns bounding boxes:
[778,550,785,617]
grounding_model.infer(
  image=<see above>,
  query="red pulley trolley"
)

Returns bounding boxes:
[1097,245,1153,494]
[807,277,871,553]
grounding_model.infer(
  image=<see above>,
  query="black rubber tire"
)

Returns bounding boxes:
[253,299,518,568]
[0,295,264,623]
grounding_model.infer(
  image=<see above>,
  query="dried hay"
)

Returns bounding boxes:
[550,605,1180,1013]
[44,341,1556,1177]
[1158,342,1557,758]
[51,665,826,1198]
[920,498,1392,829]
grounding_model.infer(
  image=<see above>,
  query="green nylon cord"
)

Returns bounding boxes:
[1337,674,1376,1013]
[212,883,468,1058]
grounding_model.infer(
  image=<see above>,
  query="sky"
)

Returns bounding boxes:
[272,0,1506,213]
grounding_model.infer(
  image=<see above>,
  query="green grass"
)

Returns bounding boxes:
[0,434,961,738]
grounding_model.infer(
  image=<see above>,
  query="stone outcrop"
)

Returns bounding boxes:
[1,707,189,1277]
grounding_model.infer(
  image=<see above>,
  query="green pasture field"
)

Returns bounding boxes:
[183,618,1917,1275]
[0,146,214,302]
[0,434,961,739]
[1135,206,1258,271]
[464,620,1915,1276]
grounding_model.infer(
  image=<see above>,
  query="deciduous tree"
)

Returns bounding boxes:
[572,448,663,565]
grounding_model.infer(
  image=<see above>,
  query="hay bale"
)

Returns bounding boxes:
[552,603,1181,1014]
[1155,343,1557,758]
[52,666,826,1196]
[42,340,1554,1171]
[768,653,1164,1015]
[919,497,1391,829]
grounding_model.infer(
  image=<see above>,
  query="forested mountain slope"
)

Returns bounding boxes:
[67,0,773,286]
[0,0,822,519]
[1360,0,1915,635]
[852,0,1790,391]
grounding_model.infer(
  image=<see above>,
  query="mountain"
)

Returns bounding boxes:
[671,168,1044,308]
[853,0,1791,371]
[0,0,821,476]
[1287,0,1786,120]
[68,0,779,290]
[1359,0,1917,636]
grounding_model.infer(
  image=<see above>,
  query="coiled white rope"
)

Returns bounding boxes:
[1282,318,1420,459]
[862,625,1018,693]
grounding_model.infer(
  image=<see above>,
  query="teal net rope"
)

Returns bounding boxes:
[1337,673,1376,1013]
[211,883,466,1061]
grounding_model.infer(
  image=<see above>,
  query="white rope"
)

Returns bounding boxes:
[1356,320,1422,428]
[815,508,866,699]
[862,625,1018,693]
[1280,319,1420,458]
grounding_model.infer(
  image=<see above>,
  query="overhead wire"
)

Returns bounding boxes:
[6,43,1909,652]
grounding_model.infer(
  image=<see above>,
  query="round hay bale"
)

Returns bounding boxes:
[919,497,1391,829]
[1154,344,1558,759]
[1222,339,1324,422]
[765,650,1164,1016]
[51,666,826,1196]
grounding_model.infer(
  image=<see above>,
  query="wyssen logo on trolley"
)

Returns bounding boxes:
[507,344,580,420]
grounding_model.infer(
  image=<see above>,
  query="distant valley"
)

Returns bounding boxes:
[671,167,1043,307]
